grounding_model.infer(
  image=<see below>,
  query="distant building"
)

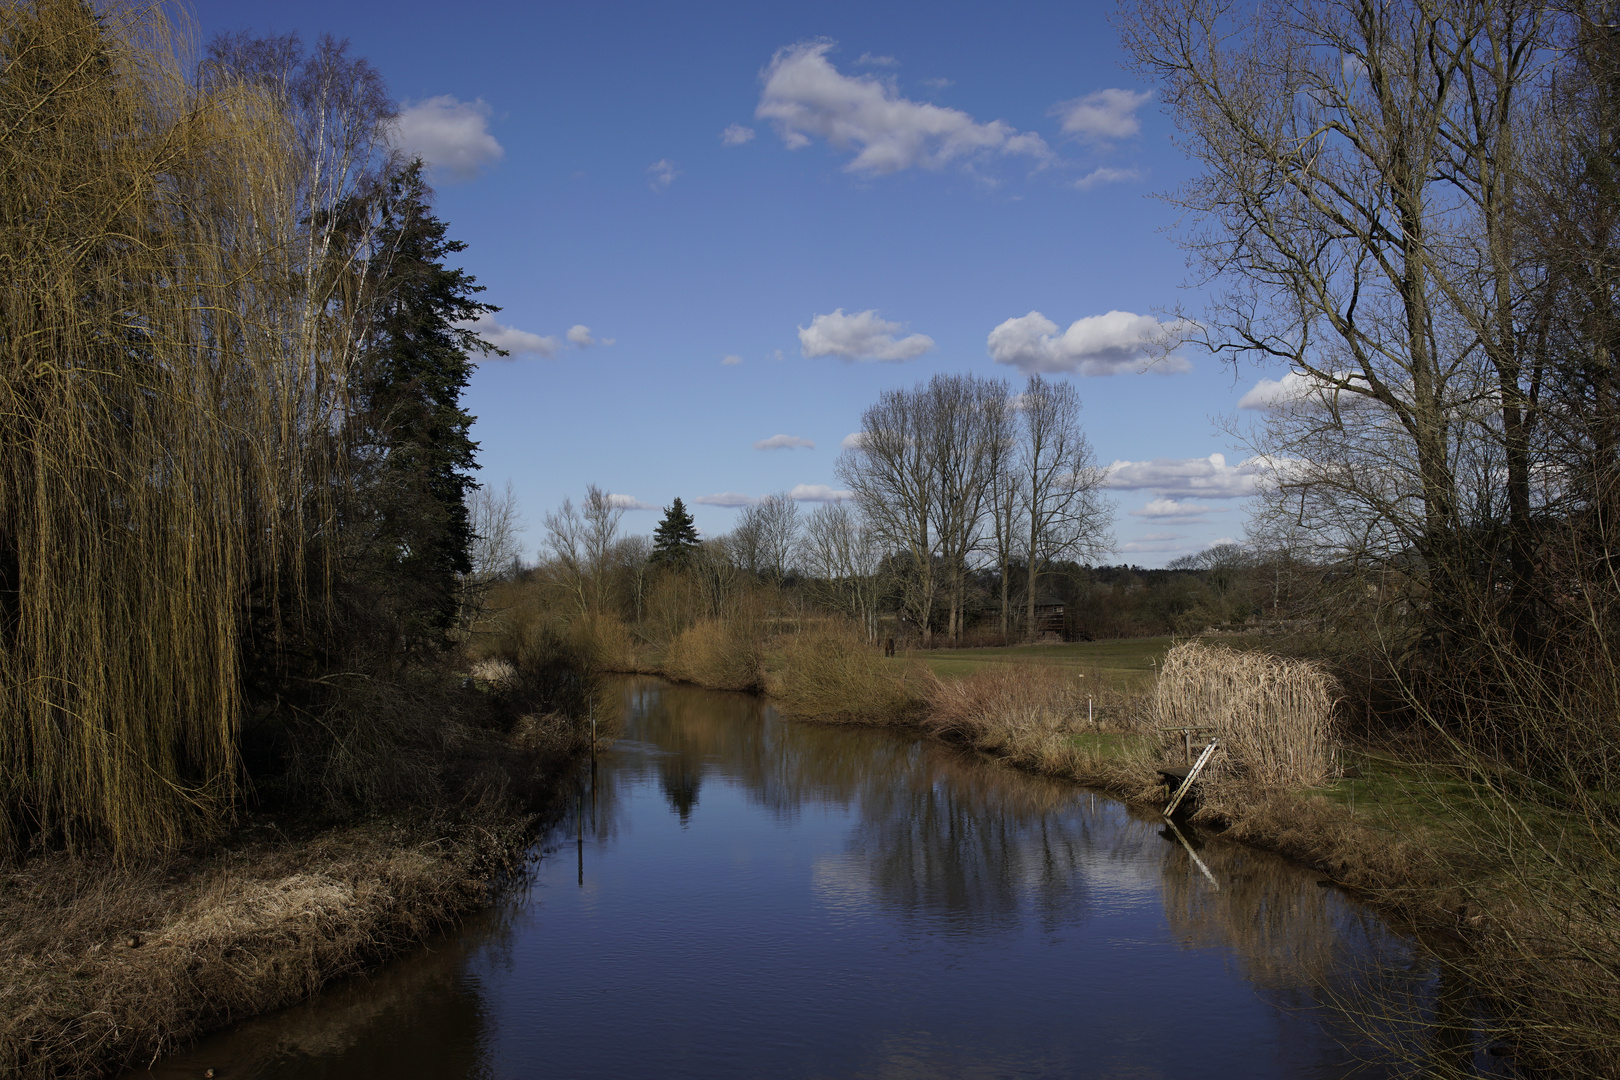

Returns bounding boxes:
[1033,594,1066,641]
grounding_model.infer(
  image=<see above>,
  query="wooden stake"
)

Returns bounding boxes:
[1165,738,1219,817]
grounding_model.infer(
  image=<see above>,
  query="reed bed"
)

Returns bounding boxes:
[1154,642,1338,788]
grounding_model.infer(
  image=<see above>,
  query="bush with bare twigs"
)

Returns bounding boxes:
[775,627,926,723]
[663,620,763,693]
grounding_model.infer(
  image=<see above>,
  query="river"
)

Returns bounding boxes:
[145,677,1505,1079]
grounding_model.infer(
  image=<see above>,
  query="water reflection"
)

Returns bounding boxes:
[147,677,1505,1080]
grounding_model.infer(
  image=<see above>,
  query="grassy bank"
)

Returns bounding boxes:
[0,653,601,1080]
[631,622,1605,1067]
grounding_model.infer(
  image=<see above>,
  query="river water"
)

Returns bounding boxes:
[146,678,1502,1079]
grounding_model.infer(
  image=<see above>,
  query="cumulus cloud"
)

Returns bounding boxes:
[391,96,504,182]
[1104,453,1284,499]
[754,434,816,450]
[456,313,560,358]
[800,308,935,362]
[840,431,866,450]
[695,492,758,507]
[1049,88,1153,142]
[987,310,1191,375]
[1073,166,1141,191]
[756,41,1049,175]
[721,354,743,366]
[567,325,596,348]
[789,483,853,502]
[1129,497,1227,520]
[648,158,679,189]
[1237,369,1369,410]
[721,124,756,146]
[606,494,656,510]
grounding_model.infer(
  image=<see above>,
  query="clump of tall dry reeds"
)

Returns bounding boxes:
[663,619,763,692]
[775,627,925,723]
[0,1,389,858]
[1154,642,1338,787]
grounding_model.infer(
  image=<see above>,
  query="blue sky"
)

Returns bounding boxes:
[186,0,1292,566]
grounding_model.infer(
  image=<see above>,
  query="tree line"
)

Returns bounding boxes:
[529,372,1118,645]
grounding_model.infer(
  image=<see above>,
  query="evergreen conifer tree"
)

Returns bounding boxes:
[354,159,500,643]
[651,498,701,566]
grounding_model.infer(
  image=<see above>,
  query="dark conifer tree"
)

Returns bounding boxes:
[651,497,701,566]
[354,159,500,644]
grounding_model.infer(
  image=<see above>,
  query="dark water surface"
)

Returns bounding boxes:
[147,679,1491,1080]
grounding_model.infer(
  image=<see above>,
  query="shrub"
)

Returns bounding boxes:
[1154,642,1338,787]
[663,620,762,692]
[775,628,925,723]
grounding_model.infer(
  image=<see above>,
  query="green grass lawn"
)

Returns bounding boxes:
[900,636,1174,686]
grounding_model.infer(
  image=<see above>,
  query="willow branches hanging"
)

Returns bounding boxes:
[0,0,389,858]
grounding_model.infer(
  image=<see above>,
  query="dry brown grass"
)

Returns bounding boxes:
[663,619,763,693]
[0,817,532,1080]
[1155,641,1339,788]
[773,627,928,723]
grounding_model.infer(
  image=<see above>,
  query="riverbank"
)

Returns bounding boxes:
[0,682,594,1080]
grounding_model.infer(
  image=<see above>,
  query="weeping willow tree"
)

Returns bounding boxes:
[0,0,391,858]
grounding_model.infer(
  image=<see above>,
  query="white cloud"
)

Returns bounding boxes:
[1237,369,1369,410]
[391,96,504,182]
[1104,453,1275,499]
[800,308,935,362]
[1129,497,1226,520]
[920,77,954,91]
[840,431,866,450]
[721,124,756,146]
[755,434,816,450]
[1119,536,1191,554]
[855,52,899,67]
[721,354,743,366]
[695,491,757,507]
[789,483,853,502]
[987,310,1191,375]
[567,325,596,348]
[1073,166,1140,191]
[756,41,1049,175]
[456,313,560,358]
[1049,88,1153,142]
[648,158,679,188]
[606,494,656,510]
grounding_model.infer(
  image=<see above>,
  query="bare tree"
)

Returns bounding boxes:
[798,502,885,638]
[737,492,801,582]
[457,480,523,631]
[1013,376,1112,639]
[542,483,623,615]
[1118,0,1552,640]
[924,374,1009,644]
[838,389,939,644]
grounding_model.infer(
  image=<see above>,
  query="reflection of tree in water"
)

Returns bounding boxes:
[585,678,1100,930]
[660,757,701,822]
[1152,825,1500,1077]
